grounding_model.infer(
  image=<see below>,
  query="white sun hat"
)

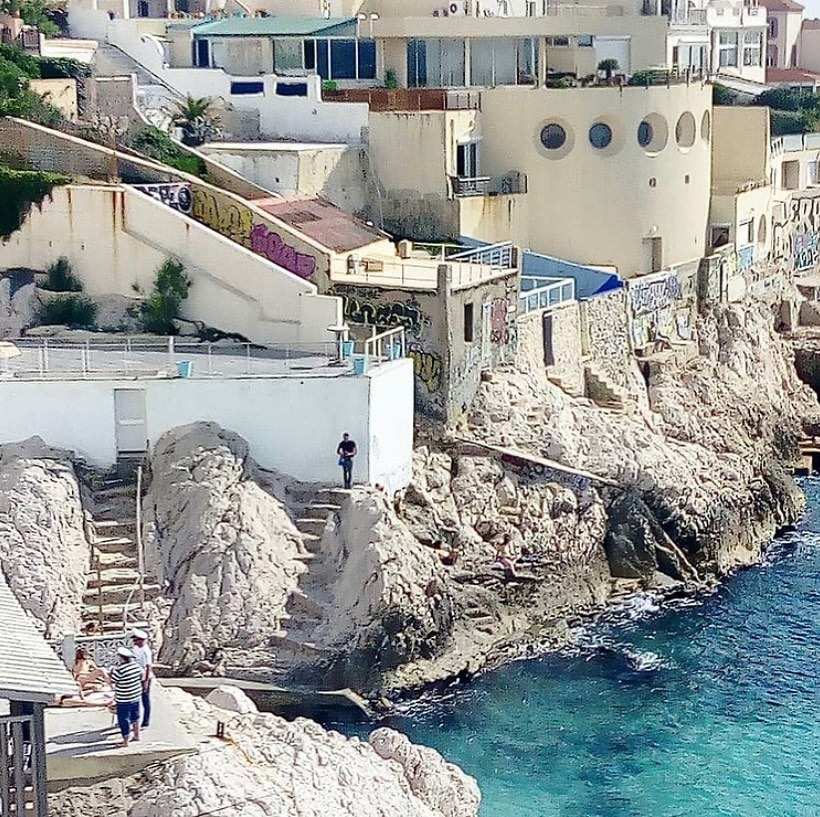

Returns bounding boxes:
[131,628,148,640]
[117,646,134,658]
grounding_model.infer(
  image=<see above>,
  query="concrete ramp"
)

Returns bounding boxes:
[45,684,197,784]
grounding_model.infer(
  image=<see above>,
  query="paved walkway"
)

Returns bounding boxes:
[45,685,197,783]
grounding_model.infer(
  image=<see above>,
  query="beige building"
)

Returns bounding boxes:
[365,81,712,280]
[760,0,805,67]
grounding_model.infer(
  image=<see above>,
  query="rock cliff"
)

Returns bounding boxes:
[142,423,306,671]
[50,688,481,817]
[0,437,89,637]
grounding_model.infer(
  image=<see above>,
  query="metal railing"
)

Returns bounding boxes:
[451,173,527,197]
[121,463,146,632]
[449,241,517,269]
[363,327,406,365]
[0,714,45,817]
[0,338,344,379]
[323,87,481,111]
[519,277,576,314]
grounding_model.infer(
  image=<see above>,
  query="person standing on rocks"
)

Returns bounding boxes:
[109,647,143,748]
[131,628,153,728]
[336,433,357,489]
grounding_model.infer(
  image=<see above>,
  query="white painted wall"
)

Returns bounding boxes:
[0,360,413,489]
[94,16,369,143]
[0,185,341,344]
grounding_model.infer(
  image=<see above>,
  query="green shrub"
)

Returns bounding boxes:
[37,295,97,327]
[0,0,60,36]
[712,83,737,106]
[628,69,667,87]
[756,87,807,112]
[40,256,82,292]
[140,258,191,334]
[0,163,68,239]
[545,76,574,89]
[770,109,819,136]
[0,44,41,78]
[127,126,206,177]
[322,79,338,93]
[384,69,398,90]
[39,57,90,81]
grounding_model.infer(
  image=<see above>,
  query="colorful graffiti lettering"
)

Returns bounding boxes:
[628,272,681,316]
[489,298,510,345]
[342,296,425,336]
[770,194,820,272]
[192,189,253,247]
[250,224,316,280]
[409,346,442,394]
[190,189,316,280]
[133,182,192,214]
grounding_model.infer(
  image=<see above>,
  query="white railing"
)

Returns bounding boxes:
[0,338,344,379]
[449,241,517,269]
[362,327,406,366]
[519,277,576,313]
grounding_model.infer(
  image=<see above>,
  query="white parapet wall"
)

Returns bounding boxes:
[0,184,341,344]
[0,360,414,491]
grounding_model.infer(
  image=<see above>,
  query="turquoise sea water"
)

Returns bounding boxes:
[324,478,820,817]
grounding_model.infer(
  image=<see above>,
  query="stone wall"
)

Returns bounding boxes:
[580,289,632,389]
[332,269,518,422]
[0,270,35,337]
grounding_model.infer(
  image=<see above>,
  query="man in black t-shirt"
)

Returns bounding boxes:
[336,433,357,489]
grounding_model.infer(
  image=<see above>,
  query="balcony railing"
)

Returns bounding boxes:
[519,276,576,314]
[449,241,517,269]
[323,87,481,112]
[451,172,528,197]
[773,133,820,155]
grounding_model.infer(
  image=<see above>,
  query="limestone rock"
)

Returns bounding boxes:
[0,271,35,337]
[0,437,89,637]
[319,492,456,688]
[205,685,258,715]
[142,423,306,671]
[49,779,128,817]
[369,727,481,817]
[128,692,480,817]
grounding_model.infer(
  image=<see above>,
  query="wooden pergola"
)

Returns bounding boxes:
[0,578,77,817]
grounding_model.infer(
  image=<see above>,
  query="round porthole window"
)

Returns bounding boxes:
[638,120,653,148]
[540,123,566,150]
[589,122,613,149]
[676,111,696,149]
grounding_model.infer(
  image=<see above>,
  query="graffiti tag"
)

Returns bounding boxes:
[409,345,442,394]
[628,272,681,316]
[134,182,192,214]
[250,224,316,280]
[343,296,425,336]
[489,298,510,345]
[190,189,317,280]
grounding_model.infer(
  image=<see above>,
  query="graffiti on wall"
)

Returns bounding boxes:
[190,189,317,280]
[409,344,443,394]
[489,298,511,345]
[343,295,426,336]
[628,272,682,316]
[133,182,192,214]
[771,194,820,272]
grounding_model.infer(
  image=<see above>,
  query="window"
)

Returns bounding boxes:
[768,18,777,38]
[675,111,696,148]
[540,123,566,150]
[739,220,753,245]
[809,160,819,186]
[193,39,210,68]
[304,39,316,70]
[743,31,762,67]
[589,123,612,149]
[464,303,474,343]
[358,40,377,79]
[407,38,465,87]
[711,225,730,248]
[469,37,537,86]
[577,34,593,47]
[330,39,356,79]
[457,141,479,177]
[230,81,264,95]
[276,82,307,96]
[638,120,653,147]
[546,36,570,47]
[719,32,738,67]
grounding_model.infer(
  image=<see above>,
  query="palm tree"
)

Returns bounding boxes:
[171,94,221,146]
[597,59,620,82]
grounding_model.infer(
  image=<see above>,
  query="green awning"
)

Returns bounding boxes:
[191,16,357,39]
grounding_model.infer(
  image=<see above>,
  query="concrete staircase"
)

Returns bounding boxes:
[264,486,350,671]
[584,364,634,411]
[81,471,159,634]
[546,370,585,398]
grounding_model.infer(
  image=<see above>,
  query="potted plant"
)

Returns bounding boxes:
[597,58,620,83]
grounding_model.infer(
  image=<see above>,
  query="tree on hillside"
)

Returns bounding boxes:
[171,94,221,147]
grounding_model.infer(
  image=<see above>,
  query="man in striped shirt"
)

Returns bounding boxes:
[109,647,143,747]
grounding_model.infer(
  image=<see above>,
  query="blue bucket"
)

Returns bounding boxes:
[352,354,368,375]
[342,340,354,359]
[176,360,193,378]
